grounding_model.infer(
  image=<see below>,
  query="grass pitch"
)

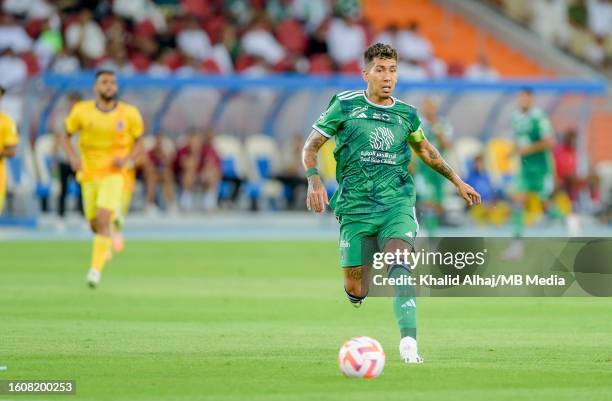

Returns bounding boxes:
[1,241,611,401]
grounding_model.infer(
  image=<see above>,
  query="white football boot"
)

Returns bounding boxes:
[399,336,424,364]
[86,268,101,288]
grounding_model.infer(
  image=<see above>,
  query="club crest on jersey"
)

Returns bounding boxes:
[350,105,368,118]
[117,120,125,131]
[369,126,394,151]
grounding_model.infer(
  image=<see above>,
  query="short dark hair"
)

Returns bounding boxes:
[520,87,534,95]
[95,69,116,80]
[364,43,397,66]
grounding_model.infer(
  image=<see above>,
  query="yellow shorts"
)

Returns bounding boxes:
[81,174,124,221]
[120,170,136,217]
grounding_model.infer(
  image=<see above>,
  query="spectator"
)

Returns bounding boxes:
[553,129,578,201]
[530,0,570,46]
[176,16,211,61]
[0,14,33,53]
[33,19,63,69]
[276,133,308,210]
[374,24,399,48]
[305,22,328,57]
[113,0,166,32]
[147,51,172,76]
[397,59,428,81]
[241,15,286,65]
[173,128,221,212]
[586,0,612,37]
[65,8,106,63]
[466,154,496,204]
[143,133,175,213]
[98,45,135,74]
[465,55,500,81]
[49,48,81,73]
[290,0,330,33]
[326,14,366,66]
[396,21,432,63]
[0,49,28,88]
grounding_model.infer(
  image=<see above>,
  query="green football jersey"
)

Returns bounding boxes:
[511,107,554,176]
[313,90,424,215]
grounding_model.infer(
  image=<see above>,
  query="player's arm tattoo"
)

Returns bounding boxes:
[302,130,328,171]
[411,139,459,185]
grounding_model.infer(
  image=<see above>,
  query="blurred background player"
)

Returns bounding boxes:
[303,43,481,365]
[0,86,18,215]
[412,97,453,236]
[61,70,144,288]
[504,88,574,259]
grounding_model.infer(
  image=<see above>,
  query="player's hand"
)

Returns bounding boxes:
[306,175,329,213]
[69,157,82,172]
[455,181,481,206]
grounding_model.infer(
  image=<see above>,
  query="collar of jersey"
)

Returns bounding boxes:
[361,90,396,109]
[95,101,119,113]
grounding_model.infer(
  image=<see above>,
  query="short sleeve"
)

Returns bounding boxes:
[128,106,144,139]
[3,116,19,146]
[64,104,81,135]
[537,115,553,138]
[312,96,343,138]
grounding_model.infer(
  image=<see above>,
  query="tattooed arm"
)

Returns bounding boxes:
[410,138,481,206]
[302,130,330,213]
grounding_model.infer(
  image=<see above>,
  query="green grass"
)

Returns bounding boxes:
[0,241,611,401]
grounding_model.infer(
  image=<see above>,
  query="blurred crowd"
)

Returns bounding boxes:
[0,0,500,89]
[488,0,612,74]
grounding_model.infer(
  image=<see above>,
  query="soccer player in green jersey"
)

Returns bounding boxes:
[302,43,481,364]
[414,97,453,236]
[504,88,557,259]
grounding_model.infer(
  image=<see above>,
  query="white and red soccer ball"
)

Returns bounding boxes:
[338,336,385,378]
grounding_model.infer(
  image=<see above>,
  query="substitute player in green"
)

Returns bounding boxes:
[504,88,557,259]
[302,43,481,364]
[414,97,453,236]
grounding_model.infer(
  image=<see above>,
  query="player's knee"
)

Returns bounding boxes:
[95,210,112,235]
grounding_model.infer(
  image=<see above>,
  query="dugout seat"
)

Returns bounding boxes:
[451,137,484,178]
[243,134,284,210]
[213,134,249,202]
[485,138,517,189]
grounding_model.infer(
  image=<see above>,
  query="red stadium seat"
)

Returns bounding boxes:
[340,60,361,75]
[21,52,40,75]
[234,54,255,72]
[131,53,152,72]
[181,0,212,19]
[163,50,183,71]
[25,19,44,39]
[203,16,225,44]
[308,54,334,75]
[201,58,221,74]
[135,20,157,39]
[275,20,307,54]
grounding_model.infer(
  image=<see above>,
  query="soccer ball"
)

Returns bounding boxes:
[338,336,385,378]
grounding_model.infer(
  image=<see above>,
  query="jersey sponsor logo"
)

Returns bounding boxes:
[317,109,329,122]
[369,126,394,151]
[350,105,368,118]
[372,112,391,122]
[117,121,125,131]
[340,240,351,248]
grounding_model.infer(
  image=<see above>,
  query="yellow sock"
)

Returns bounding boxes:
[91,235,112,272]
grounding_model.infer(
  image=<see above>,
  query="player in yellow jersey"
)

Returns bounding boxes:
[0,86,19,215]
[61,70,144,288]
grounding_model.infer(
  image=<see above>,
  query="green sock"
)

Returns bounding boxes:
[389,264,417,339]
[511,206,524,237]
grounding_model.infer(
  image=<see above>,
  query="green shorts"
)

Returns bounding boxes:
[514,172,554,199]
[337,206,419,267]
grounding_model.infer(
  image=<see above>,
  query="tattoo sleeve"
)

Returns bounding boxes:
[413,140,458,184]
[302,130,329,170]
